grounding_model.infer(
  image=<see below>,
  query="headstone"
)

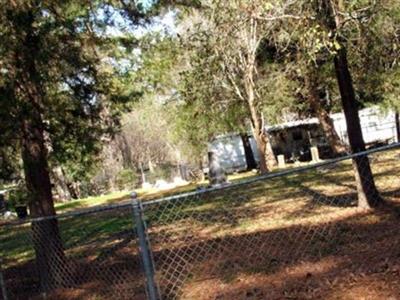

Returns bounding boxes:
[173,177,187,186]
[141,182,152,189]
[154,179,168,188]
[154,179,174,190]
[310,146,320,162]
[208,151,227,186]
[1,211,17,220]
[277,155,286,169]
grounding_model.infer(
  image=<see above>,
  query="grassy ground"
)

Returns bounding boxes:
[53,161,318,214]
[1,149,400,300]
[53,171,262,213]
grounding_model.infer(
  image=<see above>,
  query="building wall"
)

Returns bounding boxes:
[208,107,398,173]
[332,107,398,145]
[208,135,248,173]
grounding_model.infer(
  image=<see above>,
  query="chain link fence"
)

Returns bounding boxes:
[1,143,400,299]
[0,204,147,300]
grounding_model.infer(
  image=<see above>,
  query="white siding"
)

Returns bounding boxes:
[209,135,247,173]
[331,107,397,145]
[207,106,398,173]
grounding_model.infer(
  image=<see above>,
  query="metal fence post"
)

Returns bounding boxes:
[131,193,160,300]
[0,258,8,300]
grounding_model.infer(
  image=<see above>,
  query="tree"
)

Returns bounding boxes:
[176,29,259,170]
[350,1,400,141]
[117,98,177,181]
[0,0,138,289]
[303,65,348,155]
[248,0,389,207]
[315,0,382,208]
[254,4,348,156]
[178,1,283,173]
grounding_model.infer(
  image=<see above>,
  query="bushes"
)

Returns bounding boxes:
[7,183,29,218]
[115,169,137,190]
[146,164,178,183]
[8,183,28,209]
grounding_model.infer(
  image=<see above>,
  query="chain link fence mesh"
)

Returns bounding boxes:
[143,146,400,299]
[0,204,146,300]
[1,145,400,300]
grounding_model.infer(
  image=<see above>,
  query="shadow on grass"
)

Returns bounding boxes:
[2,152,400,299]
[150,205,400,299]
[4,203,400,300]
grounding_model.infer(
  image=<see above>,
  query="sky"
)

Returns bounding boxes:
[97,4,178,76]
[99,4,177,38]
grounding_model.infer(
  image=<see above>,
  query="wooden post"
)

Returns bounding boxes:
[310,147,320,162]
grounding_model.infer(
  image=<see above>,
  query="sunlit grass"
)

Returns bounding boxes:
[3,149,399,272]
[55,190,131,212]
[53,172,262,213]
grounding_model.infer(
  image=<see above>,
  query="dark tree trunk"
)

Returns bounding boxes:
[333,49,382,208]
[17,9,67,289]
[240,133,257,170]
[198,159,205,182]
[21,116,67,292]
[320,0,382,208]
[395,111,400,142]
[304,70,348,156]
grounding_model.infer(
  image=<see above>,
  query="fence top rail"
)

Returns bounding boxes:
[0,200,132,227]
[142,142,400,207]
[1,142,399,226]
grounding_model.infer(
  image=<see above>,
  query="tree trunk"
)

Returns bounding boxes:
[198,159,205,182]
[321,0,382,208]
[240,133,257,170]
[251,126,276,173]
[395,111,400,142]
[66,182,79,200]
[139,162,146,184]
[263,130,277,170]
[333,49,381,208]
[17,8,68,290]
[59,167,79,199]
[245,71,276,173]
[304,70,348,155]
[51,166,72,202]
[250,123,276,173]
[21,116,67,292]
[148,160,155,173]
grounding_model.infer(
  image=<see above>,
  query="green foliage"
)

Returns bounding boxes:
[146,164,176,183]
[0,1,142,187]
[115,169,137,190]
[172,3,254,154]
[0,146,21,182]
[8,183,29,208]
[1,0,398,199]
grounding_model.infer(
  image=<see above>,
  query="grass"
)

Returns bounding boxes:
[53,172,261,213]
[53,183,199,213]
[55,191,131,212]
[52,157,325,214]
[2,148,400,299]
